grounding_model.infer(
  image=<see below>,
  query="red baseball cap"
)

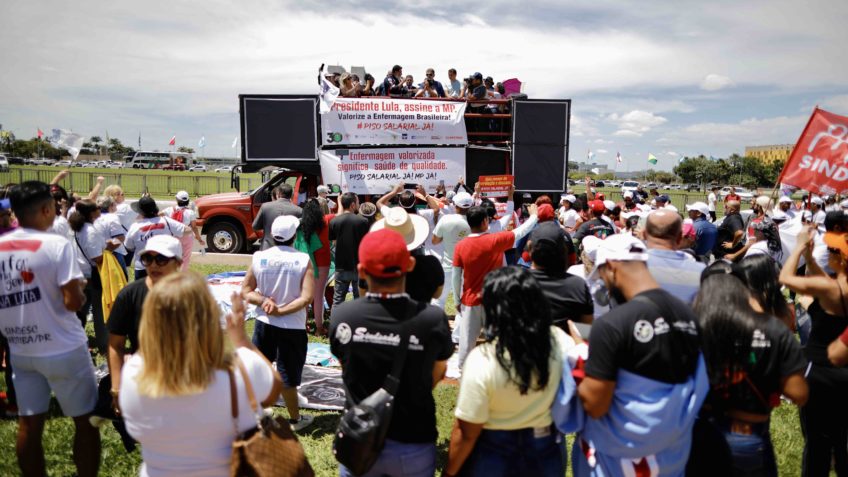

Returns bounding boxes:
[537,203,555,222]
[358,229,411,278]
[589,200,606,213]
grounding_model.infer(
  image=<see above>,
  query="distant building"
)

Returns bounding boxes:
[745,144,793,164]
[572,161,609,173]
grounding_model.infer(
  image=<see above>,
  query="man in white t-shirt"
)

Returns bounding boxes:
[162,190,205,270]
[0,181,100,476]
[432,192,473,311]
[707,186,718,222]
[241,215,314,431]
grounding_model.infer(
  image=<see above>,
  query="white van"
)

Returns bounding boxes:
[0,155,9,172]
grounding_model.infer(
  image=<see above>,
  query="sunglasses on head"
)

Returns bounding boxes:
[140,253,174,267]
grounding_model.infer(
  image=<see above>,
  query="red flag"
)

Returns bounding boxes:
[778,108,848,196]
[168,135,176,146]
[37,128,43,138]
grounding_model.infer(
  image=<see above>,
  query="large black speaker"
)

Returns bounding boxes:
[240,95,319,163]
[466,147,511,187]
[511,100,570,192]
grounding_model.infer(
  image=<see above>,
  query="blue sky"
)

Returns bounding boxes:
[1,0,846,171]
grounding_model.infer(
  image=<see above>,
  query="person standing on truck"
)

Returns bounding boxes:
[252,183,302,251]
[329,192,370,306]
[381,65,405,97]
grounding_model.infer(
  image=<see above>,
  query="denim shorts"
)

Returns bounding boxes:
[460,426,564,477]
[11,345,97,417]
[339,439,436,477]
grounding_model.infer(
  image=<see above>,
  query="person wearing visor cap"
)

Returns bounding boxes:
[330,229,453,477]
[241,215,315,432]
[107,235,183,419]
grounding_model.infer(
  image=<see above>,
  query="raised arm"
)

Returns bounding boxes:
[377,182,404,210]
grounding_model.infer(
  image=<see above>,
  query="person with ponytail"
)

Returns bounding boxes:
[445,266,573,477]
[694,270,807,476]
[69,199,107,353]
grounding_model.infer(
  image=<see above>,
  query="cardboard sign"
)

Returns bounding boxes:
[479,175,514,198]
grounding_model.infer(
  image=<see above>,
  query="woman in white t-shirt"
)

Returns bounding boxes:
[162,191,205,271]
[125,196,187,280]
[445,267,577,477]
[95,195,129,278]
[120,273,283,477]
[69,199,109,353]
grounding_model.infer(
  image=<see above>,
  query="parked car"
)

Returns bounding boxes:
[55,160,73,168]
[594,180,605,188]
[7,157,25,165]
[214,165,234,173]
[685,183,700,191]
[107,162,124,169]
[72,161,87,167]
[189,164,208,172]
[0,155,9,172]
[621,180,640,195]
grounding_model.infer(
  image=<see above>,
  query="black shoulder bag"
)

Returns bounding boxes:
[333,303,415,476]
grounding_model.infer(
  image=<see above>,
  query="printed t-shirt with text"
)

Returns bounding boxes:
[0,228,87,357]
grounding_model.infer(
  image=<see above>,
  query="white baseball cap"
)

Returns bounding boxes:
[581,235,603,263]
[141,234,182,260]
[778,196,793,204]
[685,201,710,217]
[840,199,848,209]
[175,190,189,202]
[811,196,824,205]
[589,234,648,280]
[623,191,634,199]
[603,200,616,211]
[453,192,474,208]
[562,194,577,203]
[271,215,300,242]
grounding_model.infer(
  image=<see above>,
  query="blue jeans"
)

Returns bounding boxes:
[338,439,435,477]
[720,421,777,477]
[333,270,360,306]
[459,427,563,477]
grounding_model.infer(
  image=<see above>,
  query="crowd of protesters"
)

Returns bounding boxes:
[3,172,848,477]
[324,65,508,104]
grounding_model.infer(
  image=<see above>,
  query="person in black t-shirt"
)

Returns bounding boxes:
[330,229,453,477]
[329,193,370,306]
[107,235,182,414]
[572,200,615,246]
[694,271,808,475]
[715,200,745,261]
[527,222,593,326]
[575,234,702,476]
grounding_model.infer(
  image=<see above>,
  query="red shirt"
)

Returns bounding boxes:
[453,231,515,306]
[725,193,741,203]
[314,214,336,267]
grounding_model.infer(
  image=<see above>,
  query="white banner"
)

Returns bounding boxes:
[320,98,467,146]
[319,148,466,195]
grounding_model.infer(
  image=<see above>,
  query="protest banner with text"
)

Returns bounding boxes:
[478,175,514,198]
[778,108,848,196]
[318,148,466,194]
[320,98,467,146]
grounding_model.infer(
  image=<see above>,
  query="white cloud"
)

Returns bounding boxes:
[593,138,612,144]
[596,149,608,154]
[700,74,734,91]
[613,130,642,138]
[666,151,678,157]
[658,115,807,153]
[607,110,668,137]
[821,95,848,113]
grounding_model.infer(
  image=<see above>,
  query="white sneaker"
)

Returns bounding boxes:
[289,414,314,432]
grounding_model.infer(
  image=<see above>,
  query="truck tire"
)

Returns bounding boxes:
[205,221,244,254]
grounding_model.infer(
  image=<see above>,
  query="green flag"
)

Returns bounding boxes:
[648,153,658,165]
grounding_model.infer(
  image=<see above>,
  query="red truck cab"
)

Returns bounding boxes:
[195,170,304,253]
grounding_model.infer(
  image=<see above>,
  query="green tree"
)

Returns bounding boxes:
[177,146,195,154]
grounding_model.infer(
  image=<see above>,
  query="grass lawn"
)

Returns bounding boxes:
[0,266,809,476]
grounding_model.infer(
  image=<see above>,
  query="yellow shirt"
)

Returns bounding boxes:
[455,326,573,430]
